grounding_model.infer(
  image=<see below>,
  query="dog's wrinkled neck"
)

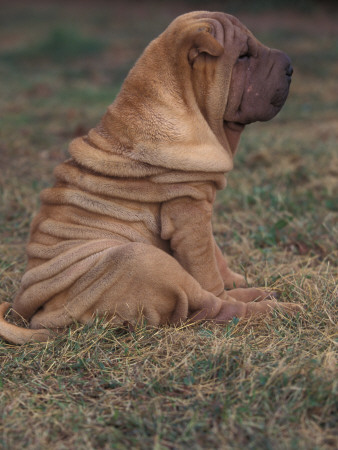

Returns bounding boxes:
[91,38,234,173]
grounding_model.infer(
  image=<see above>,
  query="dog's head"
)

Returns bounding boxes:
[162,11,293,141]
[97,11,293,172]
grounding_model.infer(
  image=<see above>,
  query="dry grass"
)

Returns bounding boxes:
[0,1,337,449]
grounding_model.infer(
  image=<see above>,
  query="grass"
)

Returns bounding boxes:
[0,1,337,448]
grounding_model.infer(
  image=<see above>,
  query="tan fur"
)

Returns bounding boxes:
[0,11,301,344]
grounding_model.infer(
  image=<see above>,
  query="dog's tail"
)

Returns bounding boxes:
[0,302,51,345]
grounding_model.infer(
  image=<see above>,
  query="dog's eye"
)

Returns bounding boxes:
[238,52,250,61]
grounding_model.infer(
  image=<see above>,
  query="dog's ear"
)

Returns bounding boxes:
[188,25,224,65]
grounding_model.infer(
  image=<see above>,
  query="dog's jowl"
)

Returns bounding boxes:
[0,11,301,344]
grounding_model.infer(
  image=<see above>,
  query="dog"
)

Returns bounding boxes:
[0,11,301,344]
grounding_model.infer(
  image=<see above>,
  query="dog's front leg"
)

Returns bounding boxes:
[161,196,225,296]
[160,197,302,319]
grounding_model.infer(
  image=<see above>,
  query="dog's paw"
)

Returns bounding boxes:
[274,302,304,315]
[246,300,303,318]
[223,269,248,289]
[225,287,278,303]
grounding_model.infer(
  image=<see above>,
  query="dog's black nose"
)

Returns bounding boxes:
[286,64,293,77]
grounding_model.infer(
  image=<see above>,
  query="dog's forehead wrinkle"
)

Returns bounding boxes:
[266,59,275,80]
[227,25,248,56]
[208,19,225,51]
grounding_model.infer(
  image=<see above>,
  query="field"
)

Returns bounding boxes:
[0,1,337,448]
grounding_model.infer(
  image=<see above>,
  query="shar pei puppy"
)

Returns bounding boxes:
[0,11,301,344]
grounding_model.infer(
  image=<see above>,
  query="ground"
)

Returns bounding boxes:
[0,1,337,449]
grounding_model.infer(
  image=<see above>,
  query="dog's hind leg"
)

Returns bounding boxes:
[1,241,302,344]
[62,242,300,326]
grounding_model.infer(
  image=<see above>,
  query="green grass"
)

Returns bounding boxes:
[0,1,337,449]
[1,307,336,449]
[1,27,106,64]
